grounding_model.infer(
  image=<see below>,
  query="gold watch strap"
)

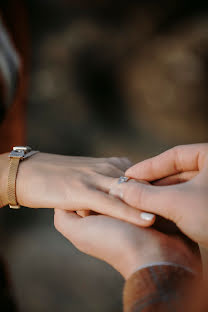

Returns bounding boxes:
[7,147,39,209]
[8,157,21,209]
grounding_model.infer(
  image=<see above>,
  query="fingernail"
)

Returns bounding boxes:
[109,186,123,199]
[140,212,155,221]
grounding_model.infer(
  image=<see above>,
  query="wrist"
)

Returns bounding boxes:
[117,246,152,279]
[118,236,199,280]
[120,254,193,280]
[0,153,9,207]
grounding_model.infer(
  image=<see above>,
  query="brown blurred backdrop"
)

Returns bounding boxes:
[1,1,208,311]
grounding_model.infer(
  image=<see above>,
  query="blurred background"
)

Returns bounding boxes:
[1,0,208,311]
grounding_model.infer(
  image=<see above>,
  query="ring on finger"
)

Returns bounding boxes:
[118,176,130,184]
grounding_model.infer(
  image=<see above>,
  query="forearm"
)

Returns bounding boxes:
[0,153,9,207]
[123,264,196,312]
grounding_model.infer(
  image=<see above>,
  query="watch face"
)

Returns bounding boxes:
[10,147,37,160]
[13,146,31,152]
[10,150,25,158]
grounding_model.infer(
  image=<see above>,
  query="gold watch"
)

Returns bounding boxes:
[8,146,39,209]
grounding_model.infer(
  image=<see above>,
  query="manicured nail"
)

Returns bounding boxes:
[140,212,155,221]
[109,186,123,199]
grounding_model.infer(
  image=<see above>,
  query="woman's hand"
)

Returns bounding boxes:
[0,152,155,227]
[110,144,208,247]
[54,209,200,279]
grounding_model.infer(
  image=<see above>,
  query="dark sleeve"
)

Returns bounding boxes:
[0,2,28,153]
[123,265,195,312]
[0,13,20,123]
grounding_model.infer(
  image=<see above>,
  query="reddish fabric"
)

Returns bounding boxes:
[0,73,7,109]
[123,265,196,312]
[0,1,29,153]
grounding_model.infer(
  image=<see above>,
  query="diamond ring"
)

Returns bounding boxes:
[118,176,130,184]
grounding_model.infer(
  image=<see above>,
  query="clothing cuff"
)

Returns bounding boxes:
[123,264,196,312]
[132,261,196,276]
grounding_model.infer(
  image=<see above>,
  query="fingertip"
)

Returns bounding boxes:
[140,212,156,225]
[130,211,156,228]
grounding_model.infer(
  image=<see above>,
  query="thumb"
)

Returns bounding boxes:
[109,179,182,223]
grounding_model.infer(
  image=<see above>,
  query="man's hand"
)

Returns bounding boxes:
[110,144,208,247]
[126,143,208,185]
[54,210,199,279]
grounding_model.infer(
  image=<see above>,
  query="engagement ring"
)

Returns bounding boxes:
[118,176,130,184]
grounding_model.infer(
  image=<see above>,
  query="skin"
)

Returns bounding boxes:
[0,152,155,227]
[54,209,200,279]
[110,143,208,248]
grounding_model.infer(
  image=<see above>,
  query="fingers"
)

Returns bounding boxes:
[126,144,208,181]
[153,171,198,186]
[94,174,149,195]
[77,179,155,224]
[110,179,183,223]
[56,175,155,227]
[82,189,156,227]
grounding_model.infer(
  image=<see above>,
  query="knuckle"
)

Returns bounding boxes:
[133,186,146,209]
[108,163,117,170]
[122,156,132,164]
[109,157,120,163]
[125,183,149,211]
[172,144,182,150]
[98,161,113,170]
[108,157,123,167]
[122,183,140,208]
[105,163,118,173]
[171,145,183,157]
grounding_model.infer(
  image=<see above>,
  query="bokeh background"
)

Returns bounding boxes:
[1,1,208,311]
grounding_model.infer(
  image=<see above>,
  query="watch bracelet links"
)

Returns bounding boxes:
[8,157,21,209]
[7,147,39,209]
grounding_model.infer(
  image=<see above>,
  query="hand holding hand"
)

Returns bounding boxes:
[110,144,208,247]
[54,209,200,279]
